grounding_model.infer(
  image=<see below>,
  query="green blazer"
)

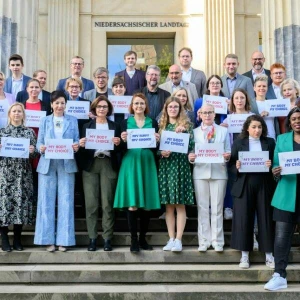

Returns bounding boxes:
[271,131,298,212]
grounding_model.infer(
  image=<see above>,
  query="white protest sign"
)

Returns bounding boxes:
[108,96,131,114]
[85,129,114,150]
[159,131,190,154]
[279,151,300,175]
[238,151,269,172]
[265,99,290,117]
[203,95,228,114]
[45,139,74,159]
[194,143,224,163]
[227,114,252,133]
[127,128,156,149]
[0,137,30,158]
[66,101,90,119]
[0,100,9,129]
[25,110,46,128]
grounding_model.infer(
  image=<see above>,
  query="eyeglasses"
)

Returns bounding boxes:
[169,72,180,75]
[147,73,160,77]
[96,105,108,110]
[168,106,180,110]
[180,55,191,58]
[209,82,221,86]
[200,111,214,116]
[272,72,285,75]
[71,63,83,66]
[69,85,80,89]
[252,58,264,61]
[95,76,108,80]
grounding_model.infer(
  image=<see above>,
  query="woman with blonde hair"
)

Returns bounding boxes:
[158,96,194,252]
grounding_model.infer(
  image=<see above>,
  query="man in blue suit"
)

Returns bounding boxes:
[4,54,31,98]
[115,50,146,95]
[56,56,94,96]
[16,69,51,103]
[221,54,255,99]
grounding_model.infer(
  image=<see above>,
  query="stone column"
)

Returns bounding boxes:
[47,0,79,91]
[0,0,38,77]
[261,0,300,80]
[204,0,235,76]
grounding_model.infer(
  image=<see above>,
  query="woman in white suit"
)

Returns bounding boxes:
[189,104,231,252]
[34,90,79,252]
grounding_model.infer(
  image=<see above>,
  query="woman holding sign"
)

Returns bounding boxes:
[0,103,37,251]
[34,90,79,252]
[189,103,231,252]
[229,115,276,269]
[114,93,160,252]
[78,96,121,252]
[159,96,194,252]
[264,107,300,291]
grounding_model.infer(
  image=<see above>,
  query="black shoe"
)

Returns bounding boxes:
[130,237,140,253]
[87,239,97,251]
[103,239,112,251]
[139,237,153,251]
[13,239,23,251]
[1,239,11,252]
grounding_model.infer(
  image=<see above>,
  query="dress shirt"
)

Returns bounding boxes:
[182,67,192,82]
[12,76,23,99]
[226,75,237,97]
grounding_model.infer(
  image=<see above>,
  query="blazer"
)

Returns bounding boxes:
[83,88,113,102]
[4,74,31,94]
[242,69,272,86]
[16,90,51,104]
[77,118,121,172]
[271,131,298,212]
[266,84,277,100]
[115,69,146,95]
[228,136,276,198]
[192,124,231,180]
[3,92,15,105]
[56,77,94,94]
[191,68,207,98]
[221,73,255,100]
[159,80,198,108]
[36,114,79,174]
[21,99,52,116]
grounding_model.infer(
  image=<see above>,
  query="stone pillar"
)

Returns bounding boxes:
[47,0,79,91]
[261,0,300,81]
[0,0,38,77]
[204,0,235,76]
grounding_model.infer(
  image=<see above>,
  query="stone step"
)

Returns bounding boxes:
[0,264,299,284]
[0,284,299,299]
[0,247,300,264]
[4,231,300,247]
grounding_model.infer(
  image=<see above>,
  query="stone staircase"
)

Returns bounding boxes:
[0,206,300,299]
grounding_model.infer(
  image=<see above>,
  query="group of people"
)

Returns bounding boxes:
[0,48,299,292]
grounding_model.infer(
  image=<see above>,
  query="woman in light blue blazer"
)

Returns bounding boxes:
[34,90,79,252]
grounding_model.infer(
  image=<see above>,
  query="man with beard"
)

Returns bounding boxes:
[140,65,170,119]
[243,51,272,86]
[221,54,255,99]
[266,63,287,99]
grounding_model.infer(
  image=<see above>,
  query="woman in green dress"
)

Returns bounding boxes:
[114,93,161,252]
[158,96,194,252]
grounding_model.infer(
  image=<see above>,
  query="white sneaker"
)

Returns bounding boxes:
[264,273,287,291]
[198,244,208,252]
[224,207,233,220]
[171,239,182,252]
[163,238,175,251]
[266,257,275,269]
[239,257,250,269]
[253,234,259,251]
[159,212,166,220]
[214,244,223,252]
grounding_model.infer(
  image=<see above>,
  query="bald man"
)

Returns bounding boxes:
[243,51,272,86]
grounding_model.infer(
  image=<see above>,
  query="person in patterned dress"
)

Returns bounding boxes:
[158,96,194,252]
[0,103,37,251]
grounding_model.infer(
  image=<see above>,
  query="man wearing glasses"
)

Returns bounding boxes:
[266,63,287,99]
[84,67,112,101]
[243,51,272,86]
[56,56,94,96]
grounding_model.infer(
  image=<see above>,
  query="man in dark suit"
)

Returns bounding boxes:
[139,65,170,119]
[115,50,146,95]
[16,69,50,103]
[243,51,272,86]
[56,56,94,96]
[221,54,255,99]
[178,47,206,98]
[4,54,31,98]
[266,63,286,99]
